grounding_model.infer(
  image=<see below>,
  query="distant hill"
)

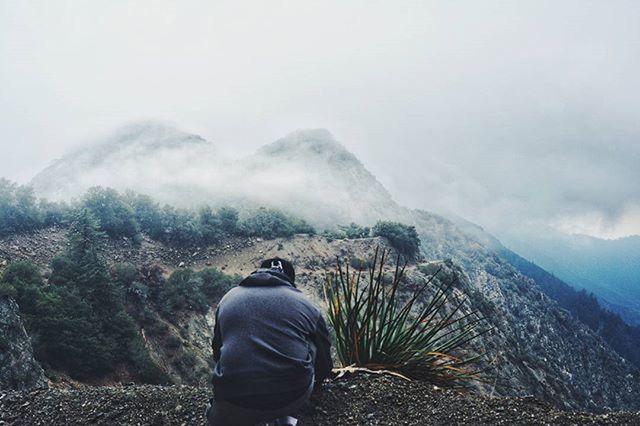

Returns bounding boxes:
[30,124,402,227]
[501,230,640,326]
[30,122,215,204]
[497,246,640,368]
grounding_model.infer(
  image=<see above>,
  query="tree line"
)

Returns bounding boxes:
[1,179,422,258]
[0,180,315,244]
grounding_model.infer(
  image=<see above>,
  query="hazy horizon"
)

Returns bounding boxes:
[2,1,640,239]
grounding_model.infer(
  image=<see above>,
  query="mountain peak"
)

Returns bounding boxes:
[30,121,214,201]
[108,120,209,150]
[257,128,355,161]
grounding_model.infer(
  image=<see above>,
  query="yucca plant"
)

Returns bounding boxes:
[324,247,489,387]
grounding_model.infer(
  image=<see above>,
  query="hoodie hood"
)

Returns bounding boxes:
[239,269,297,288]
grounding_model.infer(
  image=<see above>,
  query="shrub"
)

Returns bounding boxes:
[110,263,150,302]
[126,338,171,384]
[124,192,165,239]
[198,206,224,244]
[82,187,139,239]
[0,282,17,298]
[39,199,70,227]
[241,208,315,239]
[217,207,239,234]
[158,269,208,318]
[159,206,203,246]
[321,229,346,242]
[197,268,237,303]
[111,263,139,287]
[372,221,421,259]
[325,248,487,387]
[157,268,238,319]
[0,261,45,316]
[340,223,370,239]
[349,257,368,270]
[0,179,43,236]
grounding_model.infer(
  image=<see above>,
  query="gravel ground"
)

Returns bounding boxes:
[2,374,640,425]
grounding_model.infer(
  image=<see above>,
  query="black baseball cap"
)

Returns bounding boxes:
[260,257,295,284]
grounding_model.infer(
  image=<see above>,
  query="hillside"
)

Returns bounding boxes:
[3,123,639,415]
[2,227,640,413]
[497,246,640,368]
[501,230,640,326]
[2,374,640,425]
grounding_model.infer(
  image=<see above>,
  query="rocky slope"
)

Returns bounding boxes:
[2,374,640,426]
[192,230,640,413]
[3,228,640,412]
[0,297,46,391]
[411,210,640,412]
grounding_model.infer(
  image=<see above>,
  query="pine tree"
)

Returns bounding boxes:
[46,208,137,377]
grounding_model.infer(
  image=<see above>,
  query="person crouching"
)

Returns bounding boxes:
[207,258,333,426]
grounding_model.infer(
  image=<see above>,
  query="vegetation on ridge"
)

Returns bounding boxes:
[0,180,316,245]
[323,221,421,259]
[371,221,421,259]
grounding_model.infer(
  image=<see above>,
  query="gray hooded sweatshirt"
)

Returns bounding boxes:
[211,269,332,405]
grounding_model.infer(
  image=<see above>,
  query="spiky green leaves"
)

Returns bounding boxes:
[325,247,489,387]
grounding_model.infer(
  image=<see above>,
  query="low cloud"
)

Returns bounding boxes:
[2,1,640,238]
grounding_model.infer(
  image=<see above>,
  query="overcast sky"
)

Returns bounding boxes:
[1,1,639,239]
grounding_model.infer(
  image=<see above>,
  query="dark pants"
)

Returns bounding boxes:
[206,380,313,426]
[208,343,318,425]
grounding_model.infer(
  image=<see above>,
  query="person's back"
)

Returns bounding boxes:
[207,258,332,426]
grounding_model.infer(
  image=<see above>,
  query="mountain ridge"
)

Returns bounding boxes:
[500,228,640,326]
[10,121,640,412]
[2,225,640,412]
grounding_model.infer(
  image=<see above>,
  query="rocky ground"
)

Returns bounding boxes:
[0,226,257,275]
[2,374,640,426]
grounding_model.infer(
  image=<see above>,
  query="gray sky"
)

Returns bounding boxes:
[2,1,640,238]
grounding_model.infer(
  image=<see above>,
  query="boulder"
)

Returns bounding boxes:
[0,296,47,391]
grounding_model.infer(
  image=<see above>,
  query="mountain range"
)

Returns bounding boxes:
[31,122,640,324]
[9,121,640,412]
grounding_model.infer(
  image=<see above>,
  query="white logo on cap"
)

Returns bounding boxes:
[270,260,284,272]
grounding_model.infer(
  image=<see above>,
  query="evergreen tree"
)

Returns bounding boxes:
[44,208,157,379]
[123,192,164,238]
[199,206,223,244]
[82,187,139,239]
[217,207,239,234]
[372,221,421,259]
[0,179,43,235]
